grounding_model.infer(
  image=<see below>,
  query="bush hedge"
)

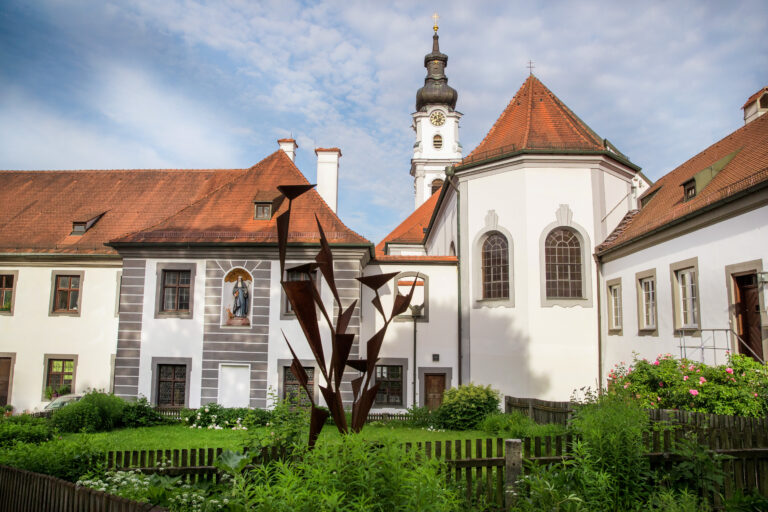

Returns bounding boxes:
[436,383,500,430]
[608,353,768,417]
[0,414,53,448]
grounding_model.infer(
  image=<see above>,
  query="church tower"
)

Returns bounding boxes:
[411,18,462,209]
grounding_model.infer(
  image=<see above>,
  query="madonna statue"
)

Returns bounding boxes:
[232,276,249,318]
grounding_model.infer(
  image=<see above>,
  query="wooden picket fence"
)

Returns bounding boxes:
[0,465,166,512]
[505,396,573,424]
[366,412,411,422]
[152,407,183,420]
[104,428,768,509]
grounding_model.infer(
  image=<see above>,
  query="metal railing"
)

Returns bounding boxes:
[678,328,765,365]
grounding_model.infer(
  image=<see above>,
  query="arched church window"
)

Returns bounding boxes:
[481,233,509,299]
[433,134,443,150]
[431,179,444,195]
[544,228,582,298]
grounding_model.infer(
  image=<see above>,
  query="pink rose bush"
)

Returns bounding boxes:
[607,353,768,417]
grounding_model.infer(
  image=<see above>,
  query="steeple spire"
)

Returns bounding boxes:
[415,20,458,112]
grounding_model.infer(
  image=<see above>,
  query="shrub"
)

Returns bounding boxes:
[121,397,167,428]
[436,383,500,430]
[244,407,272,428]
[608,353,768,417]
[569,392,651,510]
[78,470,231,511]
[249,398,309,452]
[228,435,461,512]
[182,403,250,430]
[51,391,125,433]
[479,411,566,438]
[0,437,106,482]
[0,414,52,447]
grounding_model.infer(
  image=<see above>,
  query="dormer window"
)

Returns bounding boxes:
[254,202,272,220]
[683,180,696,201]
[71,212,105,235]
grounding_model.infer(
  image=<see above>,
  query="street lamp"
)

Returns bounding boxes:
[409,304,424,408]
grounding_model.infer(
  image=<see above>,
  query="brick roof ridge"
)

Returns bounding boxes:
[595,209,640,253]
[376,191,440,256]
[108,158,260,243]
[522,76,533,148]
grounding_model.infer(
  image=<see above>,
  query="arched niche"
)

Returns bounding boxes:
[222,267,253,327]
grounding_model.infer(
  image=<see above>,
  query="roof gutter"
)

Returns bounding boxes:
[445,166,463,386]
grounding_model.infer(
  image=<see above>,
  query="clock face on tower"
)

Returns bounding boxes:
[429,111,446,126]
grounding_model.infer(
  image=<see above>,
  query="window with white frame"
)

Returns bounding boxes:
[676,268,698,328]
[609,284,622,330]
[640,277,656,329]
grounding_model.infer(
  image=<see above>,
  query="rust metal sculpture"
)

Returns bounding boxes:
[276,184,416,448]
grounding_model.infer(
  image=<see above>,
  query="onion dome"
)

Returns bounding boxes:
[415,32,458,112]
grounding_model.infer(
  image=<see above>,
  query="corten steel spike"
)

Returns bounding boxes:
[276,184,420,445]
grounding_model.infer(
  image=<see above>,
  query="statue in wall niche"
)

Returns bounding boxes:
[233,276,249,317]
[224,269,251,326]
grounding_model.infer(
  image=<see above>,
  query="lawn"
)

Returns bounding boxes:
[63,423,492,452]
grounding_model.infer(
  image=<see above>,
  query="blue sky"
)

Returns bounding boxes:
[1,1,766,242]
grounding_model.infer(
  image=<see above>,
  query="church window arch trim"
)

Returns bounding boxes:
[472,225,514,308]
[393,271,429,322]
[538,217,593,308]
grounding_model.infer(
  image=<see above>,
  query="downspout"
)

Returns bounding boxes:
[594,253,603,393]
[446,166,462,385]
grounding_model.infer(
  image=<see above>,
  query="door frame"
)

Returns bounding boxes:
[725,260,767,359]
[0,353,15,408]
[418,367,452,408]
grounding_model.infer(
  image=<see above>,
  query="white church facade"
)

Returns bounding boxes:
[1,31,766,413]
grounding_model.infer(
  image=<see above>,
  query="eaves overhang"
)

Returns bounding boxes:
[455,147,641,173]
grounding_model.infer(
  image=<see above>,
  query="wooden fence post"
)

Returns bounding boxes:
[504,439,522,507]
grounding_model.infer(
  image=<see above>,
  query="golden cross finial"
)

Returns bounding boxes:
[432,12,439,33]
[527,60,535,75]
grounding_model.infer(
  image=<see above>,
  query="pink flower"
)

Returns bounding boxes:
[688,364,695,371]
[657,396,662,401]
[683,375,689,381]
[726,368,734,374]
[653,360,660,366]
[699,377,707,384]
[659,382,664,387]
[689,389,699,396]
[754,393,758,398]
[730,377,736,382]
[623,383,630,389]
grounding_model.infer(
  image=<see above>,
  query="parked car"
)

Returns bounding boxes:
[43,394,83,411]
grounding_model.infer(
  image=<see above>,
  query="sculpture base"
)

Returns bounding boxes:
[226,317,250,327]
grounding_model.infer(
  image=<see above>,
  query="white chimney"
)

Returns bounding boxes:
[277,138,298,162]
[315,147,341,213]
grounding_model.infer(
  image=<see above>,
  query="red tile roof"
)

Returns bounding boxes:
[597,113,768,254]
[461,75,630,167]
[0,168,244,255]
[0,151,368,256]
[375,191,440,257]
[112,150,369,246]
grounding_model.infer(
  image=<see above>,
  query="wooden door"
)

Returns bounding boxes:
[0,358,11,407]
[424,374,446,411]
[734,274,763,361]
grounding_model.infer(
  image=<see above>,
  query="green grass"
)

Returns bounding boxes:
[62,423,492,452]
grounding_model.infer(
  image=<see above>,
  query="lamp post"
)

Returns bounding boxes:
[409,304,424,408]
